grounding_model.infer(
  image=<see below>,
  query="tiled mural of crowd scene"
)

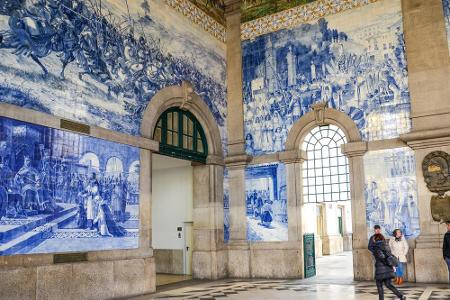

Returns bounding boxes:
[0,0,227,147]
[245,163,288,242]
[444,0,450,50]
[0,116,140,255]
[364,147,420,240]
[242,0,411,155]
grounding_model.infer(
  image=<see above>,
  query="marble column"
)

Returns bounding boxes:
[342,141,372,281]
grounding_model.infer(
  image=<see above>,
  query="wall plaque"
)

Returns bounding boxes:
[422,151,450,222]
[54,253,88,264]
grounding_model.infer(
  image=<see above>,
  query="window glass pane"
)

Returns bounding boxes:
[188,137,193,150]
[323,168,330,176]
[316,177,323,185]
[324,193,332,202]
[315,168,322,176]
[174,132,179,146]
[168,113,173,130]
[183,135,188,149]
[338,156,347,165]
[197,138,204,153]
[157,119,162,128]
[183,115,188,132]
[330,166,338,176]
[304,195,309,203]
[324,185,331,193]
[173,112,178,131]
[330,157,338,167]
[188,119,194,136]
[323,177,331,185]
[331,175,339,184]
[167,132,173,145]
[308,178,315,186]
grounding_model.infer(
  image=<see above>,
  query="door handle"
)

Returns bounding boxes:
[186,246,190,251]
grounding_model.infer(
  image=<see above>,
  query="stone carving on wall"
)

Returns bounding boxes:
[243,0,411,156]
[0,0,227,149]
[422,151,450,223]
[0,116,140,255]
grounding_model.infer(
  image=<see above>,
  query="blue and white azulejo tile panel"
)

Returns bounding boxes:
[242,0,411,156]
[0,0,227,149]
[0,116,140,255]
[245,163,288,242]
[363,147,420,240]
[444,0,450,52]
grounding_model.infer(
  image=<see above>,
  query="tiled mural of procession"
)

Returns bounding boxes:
[0,116,140,255]
[242,0,411,156]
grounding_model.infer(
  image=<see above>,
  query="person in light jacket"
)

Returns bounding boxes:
[389,229,409,285]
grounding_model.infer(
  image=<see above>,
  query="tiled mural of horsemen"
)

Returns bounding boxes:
[0,0,227,142]
[0,116,140,255]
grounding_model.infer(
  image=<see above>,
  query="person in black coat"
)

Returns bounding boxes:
[443,221,450,281]
[372,233,405,300]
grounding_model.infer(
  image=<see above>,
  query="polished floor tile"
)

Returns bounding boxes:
[132,253,450,300]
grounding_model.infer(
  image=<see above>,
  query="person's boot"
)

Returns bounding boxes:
[394,277,399,284]
[398,277,404,285]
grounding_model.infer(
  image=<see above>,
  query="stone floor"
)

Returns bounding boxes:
[156,274,193,286]
[133,252,450,300]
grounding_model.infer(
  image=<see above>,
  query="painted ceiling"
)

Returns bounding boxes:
[187,0,317,24]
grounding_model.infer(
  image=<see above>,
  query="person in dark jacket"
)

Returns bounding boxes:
[444,221,450,281]
[372,233,405,300]
[368,224,382,253]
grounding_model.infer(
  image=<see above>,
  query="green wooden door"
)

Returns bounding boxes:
[303,233,316,278]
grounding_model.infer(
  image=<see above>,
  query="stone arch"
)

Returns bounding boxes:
[285,107,362,151]
[283,106,371,280]
[140,82,223,160]
[139,82,226,280]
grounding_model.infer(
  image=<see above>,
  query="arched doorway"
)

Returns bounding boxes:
[301,124,353,282]
[151,108,208,285]
[140,83,226,286]
[284,105,370,281]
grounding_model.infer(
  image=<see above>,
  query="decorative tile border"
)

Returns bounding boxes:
[165,0,226,42]
[241,0,380,40]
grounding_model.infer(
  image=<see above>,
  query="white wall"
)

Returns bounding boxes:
[152,156,193,250]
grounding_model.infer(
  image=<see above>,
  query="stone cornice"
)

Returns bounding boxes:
[206,155,225,166]
[224,153,252,168]
[279,149,308,164]
[341,141,368,158]
[400,128,450,150]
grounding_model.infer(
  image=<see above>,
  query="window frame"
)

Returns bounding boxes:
[302,125,351,203]
[153,108,208,163]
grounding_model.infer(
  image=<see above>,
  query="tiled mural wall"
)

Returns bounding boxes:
[444,0,450,51]
[0,0,227,147]
[242,0,411,156]
[363,148,420,240]
[245,163,288,242]
[0,116,140,255]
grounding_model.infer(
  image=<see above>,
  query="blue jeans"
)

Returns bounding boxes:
[445,257,450,280]
[395,262,405,277]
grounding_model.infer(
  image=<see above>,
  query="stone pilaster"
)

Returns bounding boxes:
[192,163,228,280]
[225,1,246,156]
[402,0,450,131]
[341,141,373,281]
[400,131,450,283]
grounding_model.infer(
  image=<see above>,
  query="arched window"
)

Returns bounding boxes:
[153,108,208,163]
[302,125,350,203]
